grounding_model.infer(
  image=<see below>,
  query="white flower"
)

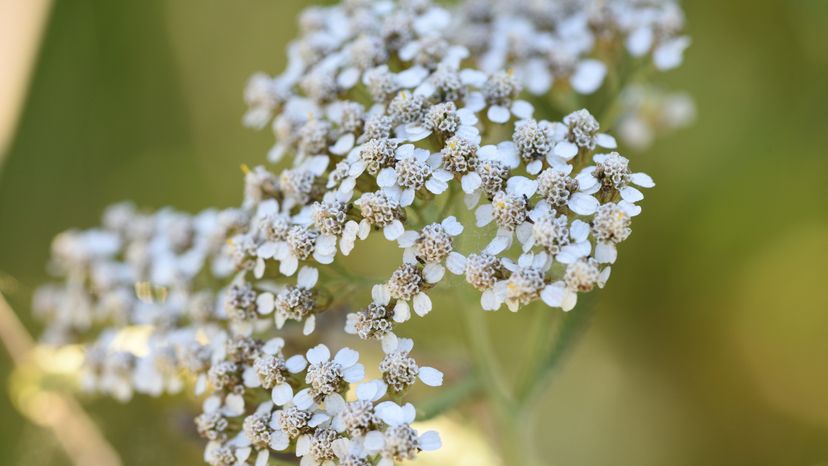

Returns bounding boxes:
[541,258,611,311]
[365,401,442,463]
[397,216,463,275]
[376,144,452,206]
[380,337,443,392]
[293,344,365,410]
[576,152,655,213]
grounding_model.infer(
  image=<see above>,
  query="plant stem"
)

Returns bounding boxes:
[517,295,598,406]
[461,302,513,409]
[0,292,123,466]
[416,373,481,421]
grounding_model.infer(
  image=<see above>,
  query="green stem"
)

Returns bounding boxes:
[461,303,513,409]
[516,308,553,396]
[517,295,598,406]
[499,410,541,466]
[416,373,481,421]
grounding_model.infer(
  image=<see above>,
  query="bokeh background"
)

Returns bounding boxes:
[1,0,828,465]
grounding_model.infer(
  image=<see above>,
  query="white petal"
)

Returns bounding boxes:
[397,230,420,248]
[425,177,448,194]
[364,431,386,452]
[381,333,399,354]
[419,431,442,451]
[372,284,391,305]
[541,283,565,307]
[308,412,330,428]
[412,293,432,316]
[481,289,501,311]
[257,292,275,314]
[324,393,346,414]
[400,188,416,206]
[272,383,294,406]
[356,381,378,402]
[554,141,579,160]
[224,393,245,416]
[236,447,251,462]
[620,186,644,202]
[595,133,617,149]
[243,366,260,388]
[630,172,655,188]
[576,171,599,191]
[286,355,307,373]
[457,107,478,125]
[464,190,482,209]
[404,125,431,142]
[511,100,534,119]
[618,200,642,217]
[571,59,606,94]
[263,338,285,355]
[526,160,543,175]
[334,348,360,368]
[461,172,482,193]
[393,300,411,323]
[418,367,443,387]
[296,434,311,456]
[377,168,398,187]
[654,36,691,71]
[446,252,467,274]
[506,176,538,198]
[599,266,612,287]
[460,69,487,87]
[626,27,654,57]
[524,59,552,94]
[306,344,331,365]
[279,254,299,276]
[397,338,414,353]
[568,193,599,215]
[487,105,511,123]
[475,204,494,227]
[399,42,419,61]
[441,216,464,235]
[405,247,420,265]
[315,235,337,256]
[397,65,429,87]
[270,430,289,451]
[423,264,445,283]
[358,219,371,239]
[594,241,617,264]
[254,258,266,278]
[569,219,590,242]
[330,133,355,155]
[342,363,365,383]
[401,403,416,423]
[337,67,360,89]
[255,450,270,466]
[561,289,578,312]
[293,389,314,410]
[383,220,405,241]
[303,315,316,335]
[485,234,512,255]
[516,221,533,245]
[297,266,319,288]
[375,401,404,426]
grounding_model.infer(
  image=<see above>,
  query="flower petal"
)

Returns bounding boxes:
[334,347,360,368]
[418,367,444,387]
[306,344,330,365]
[487,105,511,123]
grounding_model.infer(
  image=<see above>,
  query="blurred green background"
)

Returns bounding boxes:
[1,0,828,465]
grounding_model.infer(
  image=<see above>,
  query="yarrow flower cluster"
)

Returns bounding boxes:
[34,0,690,464]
